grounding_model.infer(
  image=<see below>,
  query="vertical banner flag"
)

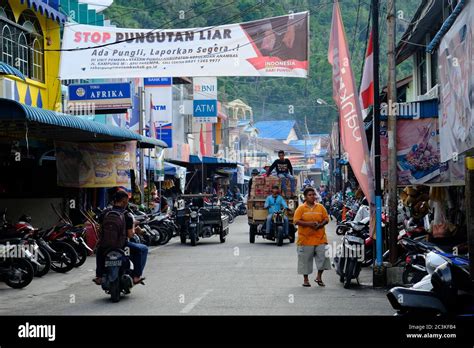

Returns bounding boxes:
[359,31,374,120]
[155,149,165,182]
[193,77,218,123]
[328,1,373,203]
[144,77,173,147]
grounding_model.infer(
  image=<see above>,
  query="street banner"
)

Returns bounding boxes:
[438,0,473,162]
[155,149,165,182]
[67,82,132,114]
[59,12,309,79]
[144,77,173,146]
[328,1,373,203]
[55,141,136,188]
[359,31,374,120]
[237,165,245,184]
[193,77,218,123]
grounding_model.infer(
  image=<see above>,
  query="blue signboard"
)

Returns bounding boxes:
[68,82,132,112]
[144,77,172,86]
[193,100,217,117]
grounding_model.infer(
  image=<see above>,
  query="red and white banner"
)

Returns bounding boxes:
[59,12,309,79]
[328,1,373,203]
[359,31,374,120]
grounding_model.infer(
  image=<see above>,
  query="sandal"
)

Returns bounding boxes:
[92,277,101,285]
[133,277,146,285]
[302,282,311,287]
[315,279,326,287]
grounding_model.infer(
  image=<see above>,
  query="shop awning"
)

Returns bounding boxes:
[0,98,167,148]
[189,155,238,166]
[20,0,67,23]
[0,62,26,81]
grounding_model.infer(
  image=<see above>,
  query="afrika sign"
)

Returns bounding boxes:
[59,12,309,79]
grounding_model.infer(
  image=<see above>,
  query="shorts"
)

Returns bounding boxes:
[297,244,332,275]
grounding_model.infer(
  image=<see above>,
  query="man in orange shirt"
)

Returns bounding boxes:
[294,187,331,287]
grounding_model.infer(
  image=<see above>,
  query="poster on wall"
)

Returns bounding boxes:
[144,77,173,147]
[438,0,473,162]
[380,119,464,185]
[55,141,137,188]
[59,12,309,79]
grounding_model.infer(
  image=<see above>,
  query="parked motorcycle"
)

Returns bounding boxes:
[0,239,35,289]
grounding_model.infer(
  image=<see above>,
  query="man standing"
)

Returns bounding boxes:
[267,150,296,196]
[294,187,331,287]
[264,185,289,237]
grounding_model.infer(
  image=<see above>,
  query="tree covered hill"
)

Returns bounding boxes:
[105,0,421,133]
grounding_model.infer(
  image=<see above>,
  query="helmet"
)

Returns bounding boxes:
[251,169,259,175]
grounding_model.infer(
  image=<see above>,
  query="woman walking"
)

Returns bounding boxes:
[294,187,331,287]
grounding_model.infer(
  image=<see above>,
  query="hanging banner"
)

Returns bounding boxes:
[328,1,373,203]
[193,77,217,123]
[55,141,137,188]
[155,150,165,182]
[438,0,473,162]
[237,165,245,184]
[59,12,309,79]
[145,77,173,147]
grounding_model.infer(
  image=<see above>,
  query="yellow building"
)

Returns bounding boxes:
[0,0,65,110]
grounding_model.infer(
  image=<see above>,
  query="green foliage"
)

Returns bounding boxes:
[105,0,421,134]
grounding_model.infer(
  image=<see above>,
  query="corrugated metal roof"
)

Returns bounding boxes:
[0,62,26,81]
[254,120,296,140]
[0,98,167,147]
[257,138,303,154]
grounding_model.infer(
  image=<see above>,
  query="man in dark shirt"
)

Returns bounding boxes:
[94,190,148,285]
[267,150,296,196]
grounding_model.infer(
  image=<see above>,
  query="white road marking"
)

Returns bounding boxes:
[180,289,214,314]
[236,256,251,268]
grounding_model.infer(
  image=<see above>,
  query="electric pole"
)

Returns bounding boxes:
[387,0,398,264]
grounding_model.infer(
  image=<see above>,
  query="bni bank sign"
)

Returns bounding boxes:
[193,77,217,123]
[67,82,132,115]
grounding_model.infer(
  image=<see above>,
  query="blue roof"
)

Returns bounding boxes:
[254,120,296,140]
[189,155,238,165]
[0,62,26,81]
[0,98,167,148]
[289,139,318,154]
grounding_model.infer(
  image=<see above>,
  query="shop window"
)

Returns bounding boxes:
[17,32,29,76]
[1,24,14,66]
[19,11,44,82]
[31,38,43,81]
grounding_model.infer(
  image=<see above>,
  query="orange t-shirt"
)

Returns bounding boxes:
[294,202,329,246]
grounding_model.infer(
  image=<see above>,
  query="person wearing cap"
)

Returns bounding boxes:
[248,169,259,197]
[264,185,289,237]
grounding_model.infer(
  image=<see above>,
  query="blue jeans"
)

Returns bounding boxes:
[278,173,296,194]
[266,214,289,236]
[126,241,148,278]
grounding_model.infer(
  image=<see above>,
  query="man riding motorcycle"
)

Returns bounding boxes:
[93,190,148,286]
[264,185,290,237]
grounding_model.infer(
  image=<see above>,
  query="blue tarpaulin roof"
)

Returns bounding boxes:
[254,120,296,140]
[0,98,167,148]
[0,62,26,81]
[189,155,238,165]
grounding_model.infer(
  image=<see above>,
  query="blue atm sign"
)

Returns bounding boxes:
[193,100,217,123]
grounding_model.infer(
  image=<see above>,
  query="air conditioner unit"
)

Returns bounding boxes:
[0,77,16,100]
[417,84,439,101]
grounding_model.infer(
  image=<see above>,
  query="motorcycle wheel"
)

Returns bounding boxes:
[4,258,34,289]
[336,226,348,236]
[72,244,88,268]
[227,212,234,224]
[189,229,197,246]
[34,246,51,277]
[219,229,226,243]
[288,225,295,243]
[180,232,187,244]
[249,225,256,244]
[344,259,355,289]
[109,279,121,303]
[276,226,284,247]
[50,242,78,273]
[402,265,426,285]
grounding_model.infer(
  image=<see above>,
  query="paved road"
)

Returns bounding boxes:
[0,217,393,315]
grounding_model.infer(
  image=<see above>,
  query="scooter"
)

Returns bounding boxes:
[333,216,369,288]
[100,248,135,303]
[387,254,473,315]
